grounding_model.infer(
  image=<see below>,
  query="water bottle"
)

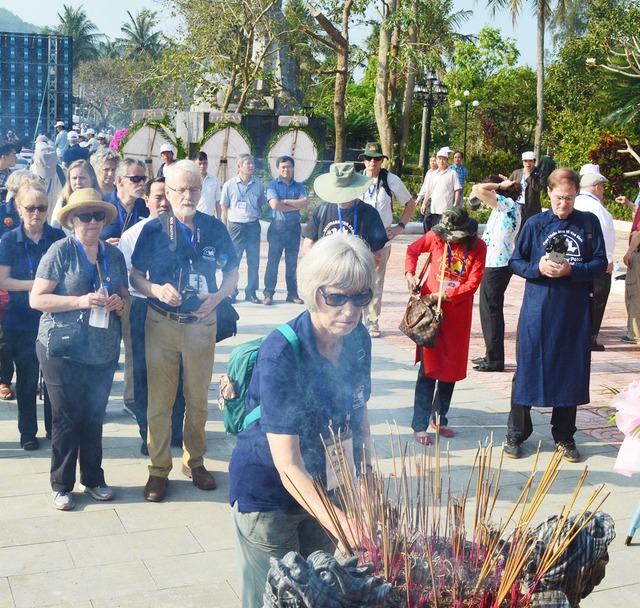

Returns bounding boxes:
[614,261,620,274]
[89,284,110,329]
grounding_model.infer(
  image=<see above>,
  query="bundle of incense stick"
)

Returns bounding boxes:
[289,429,610,608]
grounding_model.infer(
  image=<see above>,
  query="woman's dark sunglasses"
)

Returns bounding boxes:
[22,205,48,213]
[76,210,106,223]
[125,175,146,183]
[319,288,373,307]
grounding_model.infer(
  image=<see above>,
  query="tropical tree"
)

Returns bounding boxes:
[118,10,165,60]
[485,0,569,159]
[99,40,123,59]
[46,4,103,67]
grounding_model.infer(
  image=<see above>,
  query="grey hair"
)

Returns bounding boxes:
[115,157,145,179]
[91,147,121,173]
[298,233,375,312]
[164,159,202,187]
[5,170,35,199]
[236,153,254,168]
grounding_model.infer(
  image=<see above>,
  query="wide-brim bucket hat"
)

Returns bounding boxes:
[57,188,118,230]
[432,206,478,242]
[314,163,373,204]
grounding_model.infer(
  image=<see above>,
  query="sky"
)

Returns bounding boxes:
[4,0,538,66]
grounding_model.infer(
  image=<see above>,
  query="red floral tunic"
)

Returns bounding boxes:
[405,231,486,382]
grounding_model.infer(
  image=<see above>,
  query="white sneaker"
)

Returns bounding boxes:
[84,484,115,501]
[52,491,75,511]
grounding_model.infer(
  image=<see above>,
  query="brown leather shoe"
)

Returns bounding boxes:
[182,464,217,490]
[263,294,273,305]
[144,475,168,502]
[286,295,304,304]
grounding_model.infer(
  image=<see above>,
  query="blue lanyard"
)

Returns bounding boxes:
[316,361,353,431]
[23,235,48,280]
[337,204,358,235]
[74,237,108,291]
[236,179,253,200]
[447,244,469,278]
[118,202,138,233]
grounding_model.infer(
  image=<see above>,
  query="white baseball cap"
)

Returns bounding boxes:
[97,132,106,138]
[160,143,174,154]
[521,151,535,161]
[86,128,95,135]
[68,131,79,141]
[436,147,451,158]
[579,163,600,176]
[55,121,65,128]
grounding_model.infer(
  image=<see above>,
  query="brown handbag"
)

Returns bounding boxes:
[398,252,446,348]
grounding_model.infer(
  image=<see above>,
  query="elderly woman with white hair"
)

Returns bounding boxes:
[90,147,120,202]
[229,232,375,608]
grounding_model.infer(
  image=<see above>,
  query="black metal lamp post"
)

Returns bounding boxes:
[413,71,449,174]
[453,90,479,161]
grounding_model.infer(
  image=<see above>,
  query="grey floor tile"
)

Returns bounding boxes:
[0,542,73,578]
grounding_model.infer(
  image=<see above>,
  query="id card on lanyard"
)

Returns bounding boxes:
[178,221,209,294]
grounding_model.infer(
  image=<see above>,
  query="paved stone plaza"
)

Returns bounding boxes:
[0,224,638,607]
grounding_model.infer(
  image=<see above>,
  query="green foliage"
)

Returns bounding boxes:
[118,10,165,60]
[48,4,103,67]
[587,132,639,220]
[466,150,521,184]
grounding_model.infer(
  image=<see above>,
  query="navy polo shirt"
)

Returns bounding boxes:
[131,210,239,313]
[0,223,66,331]
[101,187,118,205]
[100,197,149,241]
[0,199,21,237]
[266,177,306,222]
[229,311,371,512]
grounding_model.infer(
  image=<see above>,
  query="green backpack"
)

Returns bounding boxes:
[218,324,300,436]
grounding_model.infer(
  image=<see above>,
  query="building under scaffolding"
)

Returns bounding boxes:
[0,32,73,145]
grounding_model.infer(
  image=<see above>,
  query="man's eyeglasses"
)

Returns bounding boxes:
[125,175,146,184]
[22,205,48,213]
[76,210,106,223]
[319,288,373,307]
[166,185,201,197]
[363,156,383,162]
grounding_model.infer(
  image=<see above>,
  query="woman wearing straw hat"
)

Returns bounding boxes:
[30,188,130,511]
[405,207,486,443]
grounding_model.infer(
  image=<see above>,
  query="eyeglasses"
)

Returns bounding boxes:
[125,175,146,184]
[319,288,373,307]
[75,210,106,223]
[166,185,201,197]
[363,156,383,162]
[551,195,575,203]
[22,205,48,213]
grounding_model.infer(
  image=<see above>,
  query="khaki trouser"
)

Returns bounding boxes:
[626,249,640,342]
[145,305,217,477]
[363,245,391,330]
[121,309,134,404]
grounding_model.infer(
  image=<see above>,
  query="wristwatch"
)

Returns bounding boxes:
[397,222,405,229]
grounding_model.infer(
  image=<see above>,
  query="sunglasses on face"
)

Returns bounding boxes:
[125,175,146,183]
[363,156,382,162]
[22,205,48,213]
[76,210,106,223]
[319,288,373,307]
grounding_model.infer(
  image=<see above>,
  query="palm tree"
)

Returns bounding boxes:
[118,10,165,60]
[486,0,568,159]
[54,4,103,67]
[99,40,123,59]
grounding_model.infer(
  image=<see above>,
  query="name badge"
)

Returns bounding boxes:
[237,200,248,214]
[324,431,354,492]
[189,272,209,294]
[445,279,460,290]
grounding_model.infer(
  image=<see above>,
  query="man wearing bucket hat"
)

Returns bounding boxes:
[574,165,615,351]
[416,147,461,232]
[507,151,543,221]
[157,144,175,178]
[54,121,68,159]
[358,143,416,337]
[301,162,388,255]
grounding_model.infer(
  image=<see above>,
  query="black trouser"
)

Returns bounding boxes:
[37,341,117,492]
[228,220,261,298]
[0,321,14,385]
[6,329,50,445]
[591,272,612,344]
[479,266,512,365]
[263,221,301,298]
[130,296,185,445]
[507,403,577,445]
[411,359,455,431]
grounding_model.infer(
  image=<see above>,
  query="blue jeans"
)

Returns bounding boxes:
[411,363,455,431]
[7,329,51,444]
[263,221,301,298]
[229,220,261,298]
[130,297,185,446]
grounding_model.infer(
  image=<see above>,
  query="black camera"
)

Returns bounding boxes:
[546,234,568,264]
[180,285,202,313]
